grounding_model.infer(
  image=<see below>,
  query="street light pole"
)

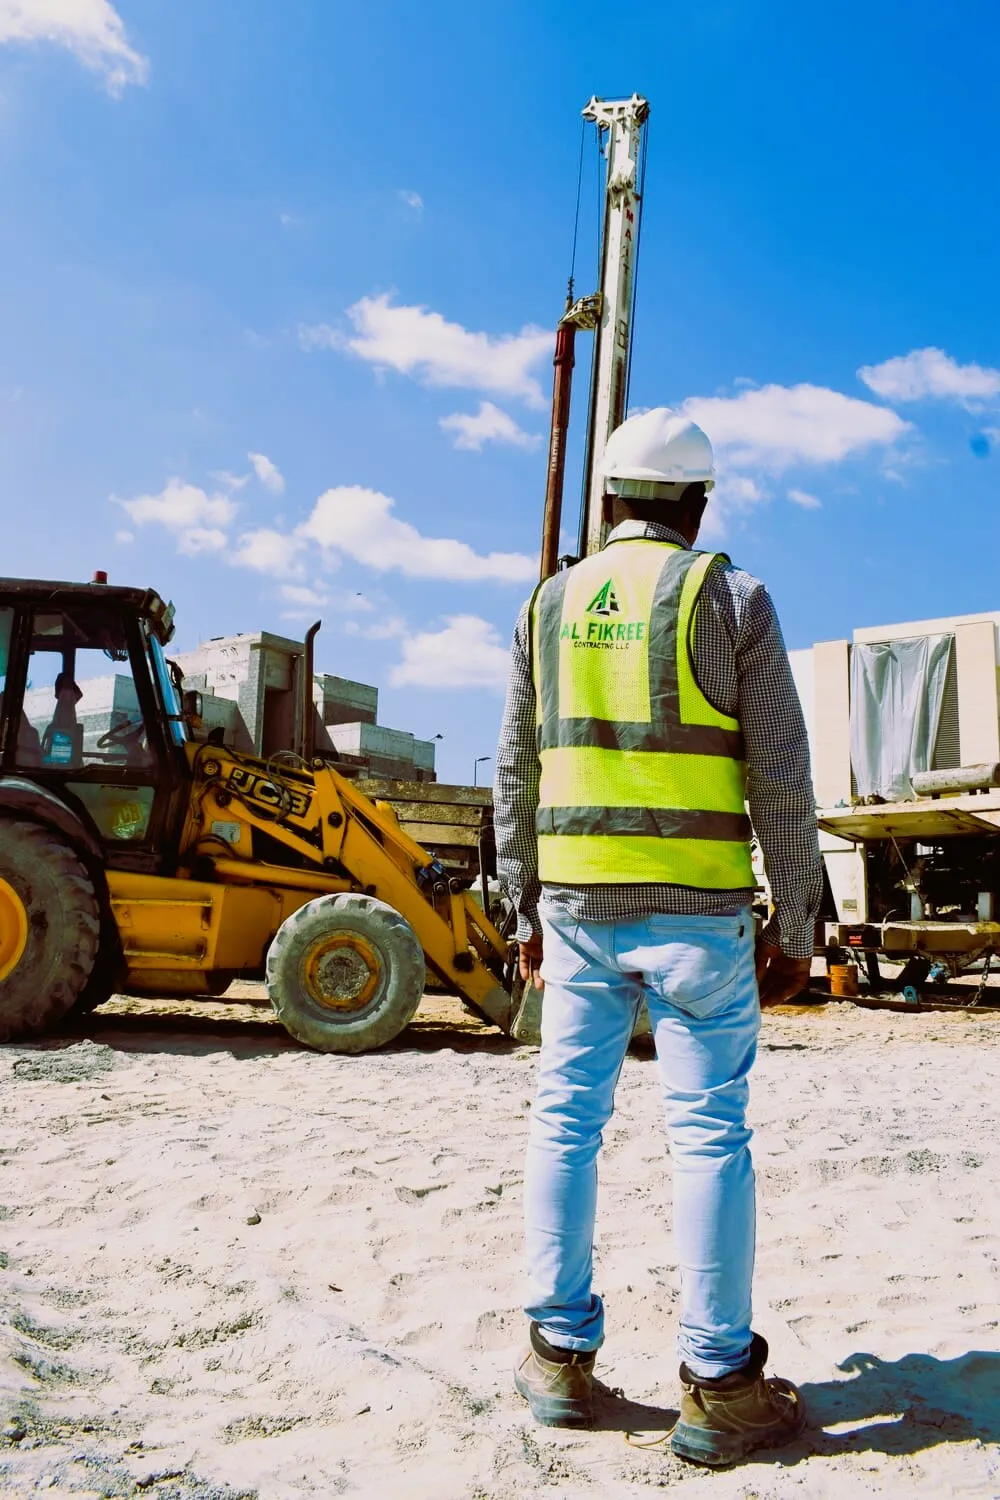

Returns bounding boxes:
[473,755,491,787]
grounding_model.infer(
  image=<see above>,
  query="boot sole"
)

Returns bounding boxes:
[514,1367,593,1428]
[670,1420,751,1467]
[670,1401,807,1469]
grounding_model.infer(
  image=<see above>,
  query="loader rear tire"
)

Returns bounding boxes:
[0,819,101,1040]
[266,893,425,1054]
[70,937,122,1015]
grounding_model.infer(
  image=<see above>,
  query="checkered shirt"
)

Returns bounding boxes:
[493,520,823,960]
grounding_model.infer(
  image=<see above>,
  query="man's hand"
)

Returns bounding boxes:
[519,933,544,993]
[755,939,812,1007]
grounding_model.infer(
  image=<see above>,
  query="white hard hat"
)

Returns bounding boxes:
[602,407,715,498]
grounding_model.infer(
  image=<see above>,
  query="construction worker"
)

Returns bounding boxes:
[494,407,823,1467]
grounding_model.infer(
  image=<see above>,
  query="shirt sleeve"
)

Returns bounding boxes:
[493,602,543,941]
[731,583,824,959]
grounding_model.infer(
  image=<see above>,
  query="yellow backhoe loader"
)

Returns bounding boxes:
[0,575,518,1052]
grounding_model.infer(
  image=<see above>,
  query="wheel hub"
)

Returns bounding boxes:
[0,877,28,983]
[304,932,381,1012]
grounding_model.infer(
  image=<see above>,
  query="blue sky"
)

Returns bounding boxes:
[1,1,998,782]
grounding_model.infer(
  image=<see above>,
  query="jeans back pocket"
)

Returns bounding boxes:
[645,917,745,1019]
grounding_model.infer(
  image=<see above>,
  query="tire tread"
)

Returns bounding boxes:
[0,820,100,1040]
[266,893,424,1054]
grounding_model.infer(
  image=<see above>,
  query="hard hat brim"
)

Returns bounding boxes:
[605,474,715,495]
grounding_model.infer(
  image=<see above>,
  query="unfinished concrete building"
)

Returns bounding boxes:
[173,630,436,781]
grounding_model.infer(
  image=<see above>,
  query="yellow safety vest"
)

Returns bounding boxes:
[529,538,754,889]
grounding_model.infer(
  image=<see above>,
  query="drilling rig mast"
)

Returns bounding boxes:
[539,94,650,580]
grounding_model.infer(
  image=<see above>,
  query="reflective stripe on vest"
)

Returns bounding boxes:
[529,539,754,889]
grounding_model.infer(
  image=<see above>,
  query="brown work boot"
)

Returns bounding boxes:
[514,1323,596,1427]
[670,1333,806,1468]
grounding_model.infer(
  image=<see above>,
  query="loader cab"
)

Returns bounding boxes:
[0,577,189,870]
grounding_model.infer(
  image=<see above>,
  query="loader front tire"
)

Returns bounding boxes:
[266,893,425,1054]
[0,819,101,1040]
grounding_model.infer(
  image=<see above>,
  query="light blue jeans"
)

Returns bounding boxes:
[524,905,760,1381]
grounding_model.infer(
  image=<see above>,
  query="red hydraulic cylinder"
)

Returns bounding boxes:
[539,320,577,583]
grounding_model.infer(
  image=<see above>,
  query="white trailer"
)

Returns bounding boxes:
[790,608,1000,997]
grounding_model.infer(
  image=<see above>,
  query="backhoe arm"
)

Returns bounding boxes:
[178,745,515,1033]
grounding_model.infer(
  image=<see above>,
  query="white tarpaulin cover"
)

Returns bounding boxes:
[850,634,954,802]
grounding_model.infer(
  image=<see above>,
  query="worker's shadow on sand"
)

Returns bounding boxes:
[589,1382,678,1436]
[598,1351,1000,1464]
[793,1350,1000,1460]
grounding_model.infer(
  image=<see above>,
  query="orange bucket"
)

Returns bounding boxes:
[828,963,859,998]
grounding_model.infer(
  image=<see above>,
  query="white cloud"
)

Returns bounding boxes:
[366,615,407,639]
[718,474,765,505]
[299,485,535,583]
[345,613,407,640]
[280,584,329,608]
[248,451,285,494]
[179,528,228,556]
[117,478,236,556]
[697,473,768,543]
[390,616,511,692]
[398,189,424,212]
[683,383,910,471]
[0,0,148,93]
[282,588,382,624]
[114,528,133,544]
[210,469,250,493]
[669,380,913,540]
[440,401,542,452]
[858,347,1000,405]
[115,467,534,589]
[231,527,303,577]
[300,294,553,407]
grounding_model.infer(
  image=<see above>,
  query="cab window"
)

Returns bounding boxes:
[0,606,11,700]
[149,635,188,747]
[0,606,12,755]
[0,605,42,767]
[20,606,151,772]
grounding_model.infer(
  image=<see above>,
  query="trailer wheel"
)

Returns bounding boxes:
[0,819,101,1040]
[266,893,425,1053]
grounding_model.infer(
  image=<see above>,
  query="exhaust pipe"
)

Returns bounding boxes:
[300,620,321,761]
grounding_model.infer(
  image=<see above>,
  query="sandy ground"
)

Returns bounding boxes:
[1,987,999,1500]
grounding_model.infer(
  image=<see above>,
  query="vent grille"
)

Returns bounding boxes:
[932,640,961,769]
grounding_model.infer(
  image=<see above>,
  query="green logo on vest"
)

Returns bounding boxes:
[585,579,620,617]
